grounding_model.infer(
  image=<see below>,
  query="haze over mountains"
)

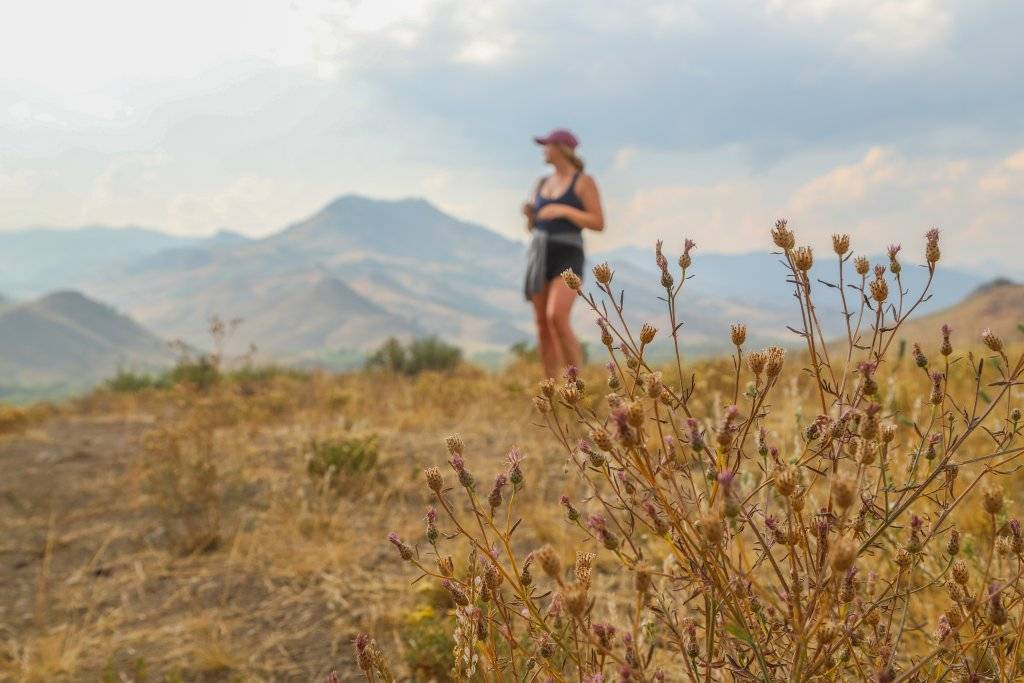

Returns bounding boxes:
[0,290,175,388]
[0,194,1014,393]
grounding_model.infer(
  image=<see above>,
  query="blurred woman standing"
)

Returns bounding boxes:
[522,128,604,378]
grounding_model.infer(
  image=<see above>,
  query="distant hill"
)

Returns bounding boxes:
[76,196,817,359]
[0,290,175,385]
[891,279,1024,350]
[0,226,251,298]
[1,197,1012,374]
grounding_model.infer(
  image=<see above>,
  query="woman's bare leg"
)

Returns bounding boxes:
[546,277,582,371]
[531,286,563,377]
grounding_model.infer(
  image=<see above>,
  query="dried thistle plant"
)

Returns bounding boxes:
[364,224,1024,682]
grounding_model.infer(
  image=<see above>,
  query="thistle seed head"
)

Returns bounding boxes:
[561,268,582,291]
[730,323,747,347]
[640,322,657,345]
[981,328,1003,353]
[592,261,613,285]
[869,275,889,303]
[940,323,953,356]
[793,246,814,272]
[830,535,857,573]
[575,551,595,589]
[912,342,928,368]
[387,532,414,561]
[774,465,797,497]
[925,228,941,265]
[535,544,562,580]
[442,578,470,606]
[832,474,856,510]
[854,255,870,275]
[952,559,969,585]
[947,527,960,556]
[832,233,850,255]
[771,219,795,250]
[424,466,444,493]
[982,484,1004,515]
[765,346,786,378]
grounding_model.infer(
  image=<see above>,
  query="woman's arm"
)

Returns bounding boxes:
[536,175,605,231]
[521,178,543,232]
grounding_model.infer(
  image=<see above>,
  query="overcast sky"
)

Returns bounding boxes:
[2,0,1022,271]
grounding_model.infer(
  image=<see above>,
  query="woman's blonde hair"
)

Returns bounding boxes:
[556,143,585,172]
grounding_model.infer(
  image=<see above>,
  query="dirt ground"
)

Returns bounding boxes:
[0,412,395,682]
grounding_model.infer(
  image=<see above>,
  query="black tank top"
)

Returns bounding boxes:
[533,172,583,236]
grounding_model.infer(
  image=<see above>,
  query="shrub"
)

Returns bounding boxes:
[143,416,222,554]
[365,226,1024,681]
[365,337,462,375]
[166,356,220,392]
[0,403,29,435]
[306,433,379,485]
[105,368,167,393]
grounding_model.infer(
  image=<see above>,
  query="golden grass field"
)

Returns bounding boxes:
[2,233,1023,682]
[0,337,1019,682]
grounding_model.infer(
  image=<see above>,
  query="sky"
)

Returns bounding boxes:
[2,0,1023,272]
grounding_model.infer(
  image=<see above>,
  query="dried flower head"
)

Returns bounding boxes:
[561,268,582,291]
[830,535,857,573]
[442,578,470,607]
[832,233,850,255]
[832,474,856,509]
[747,350,767,377]
[534,544,562,580]
[774,465,797,497]
[640,322,657,345]
[982,484,1004,515]
[981,328,1003,353]
[730,323,747,347]
[869,274,889,303]
[387,532,414,561]
[771,218,795,250]
[424,466,444,493]
[952,559,969,585]
[854,255,870,276]
[940,323,953,356]
[762,346,784,379]
[592,261,613,285]
[925,228,941,265]
[445,434,464,456]
[793,245,813,272]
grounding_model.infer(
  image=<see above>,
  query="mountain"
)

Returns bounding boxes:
[2,197,1009,372]
[74,196,811,360]
[79,196,533,358]
[0,226,252,298]
[0,290,176,385]
[890,279,1024,350]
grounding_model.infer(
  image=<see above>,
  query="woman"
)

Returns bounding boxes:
[522,128,605,378]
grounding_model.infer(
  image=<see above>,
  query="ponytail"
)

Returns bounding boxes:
[556,143,585,172]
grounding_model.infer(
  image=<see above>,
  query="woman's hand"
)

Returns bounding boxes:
[536,203,569,221]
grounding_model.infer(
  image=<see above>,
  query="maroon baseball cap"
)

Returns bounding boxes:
[533,128,579,149]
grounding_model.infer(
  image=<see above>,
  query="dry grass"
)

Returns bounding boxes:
[1,228,1022,682]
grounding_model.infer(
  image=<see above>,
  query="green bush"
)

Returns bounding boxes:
[365,336,461,375]
[167,355,220,391]
[306,433,379,483]
[105,368,168,393]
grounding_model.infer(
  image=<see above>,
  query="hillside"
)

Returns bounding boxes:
[0,226,251,298]
[892,279,1024,349]
[76,196,817,359]
[0,290,175,385]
